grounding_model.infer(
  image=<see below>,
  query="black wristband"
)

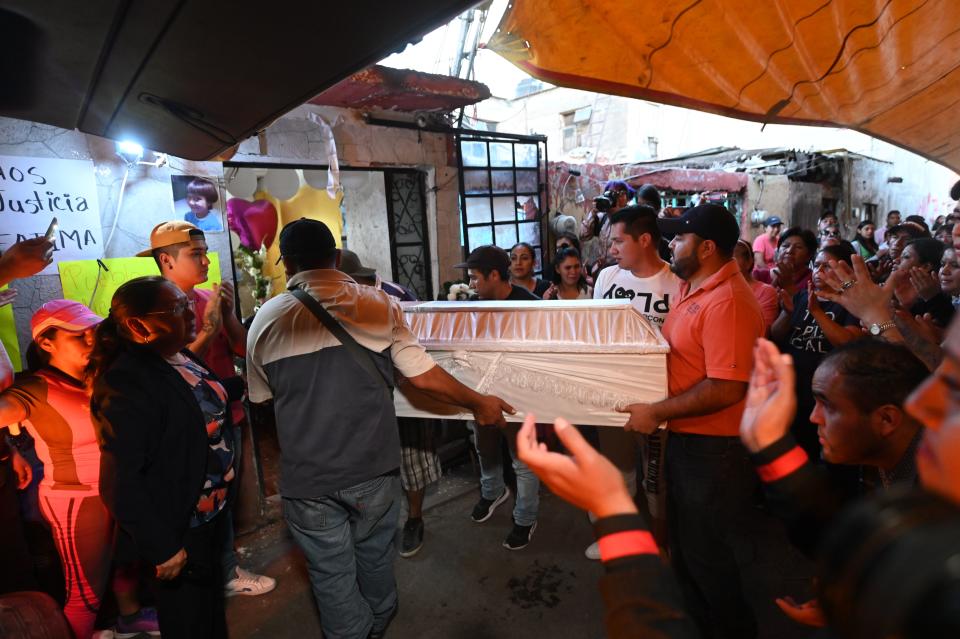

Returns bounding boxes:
[593,513,649,540]
[748,432,799,467]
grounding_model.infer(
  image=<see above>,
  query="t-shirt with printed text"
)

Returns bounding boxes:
[593,262,682,332]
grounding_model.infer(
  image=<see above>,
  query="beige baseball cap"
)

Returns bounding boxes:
[136,221,204,256]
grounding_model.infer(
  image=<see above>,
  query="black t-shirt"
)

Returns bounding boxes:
[781,292,860,452]
[784,292,860,388]
[505,284,541,301]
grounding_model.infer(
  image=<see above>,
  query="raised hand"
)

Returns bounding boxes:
[739,338,797,453]
[817,255,895,326]
[202,284,224,333]
[889,267,919,309]
[0,237,55,284]
[516,413,636,518]
[219,280,236,314]
[778,288,795,314]
[908,267,941,301]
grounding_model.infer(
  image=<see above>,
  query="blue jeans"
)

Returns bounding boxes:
[471,422,539,526]
[283,473,400,639]
[666,433,757,639]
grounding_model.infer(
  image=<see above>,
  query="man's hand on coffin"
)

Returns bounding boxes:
[739,338,797,453]
[516,413,637,518]
[617,402,662,434]
[472,393,515,428]
[405,364,515,426]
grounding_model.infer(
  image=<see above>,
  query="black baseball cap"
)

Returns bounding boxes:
[454,244,510,271]
[278,218,337,262]
[657,204,741,253]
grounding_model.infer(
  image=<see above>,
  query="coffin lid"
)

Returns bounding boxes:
[402,299,670,353]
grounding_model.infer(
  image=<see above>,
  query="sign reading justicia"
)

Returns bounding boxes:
[0,155,103,274]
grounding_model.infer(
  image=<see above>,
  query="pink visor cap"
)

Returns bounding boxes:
[31,300,103,340]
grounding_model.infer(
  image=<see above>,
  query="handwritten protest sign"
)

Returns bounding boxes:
[58,253,222,317]
[0,156,104,274]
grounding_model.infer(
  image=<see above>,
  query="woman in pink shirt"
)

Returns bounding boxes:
[735,239,778,334]
[0,300,157,638]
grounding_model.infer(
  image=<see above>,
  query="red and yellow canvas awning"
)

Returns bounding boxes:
[488,0,960,171]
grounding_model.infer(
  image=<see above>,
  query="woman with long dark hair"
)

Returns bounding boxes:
[510,242,552,297]
[542,247,591,299]
[851,219,879,259]
[90,276,237,638]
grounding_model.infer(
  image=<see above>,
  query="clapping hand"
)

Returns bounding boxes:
[739,338,797,453]
[778,288,795,314]
[817,255,895,326]
[202,283,224,333]
[907,267,942,302]
[219,280,236,314]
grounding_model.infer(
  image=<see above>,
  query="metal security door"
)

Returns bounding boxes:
[384,169,432,300]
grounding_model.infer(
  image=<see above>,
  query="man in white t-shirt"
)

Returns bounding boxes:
[586,205,682,559]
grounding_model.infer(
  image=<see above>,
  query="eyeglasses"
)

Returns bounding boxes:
[143,300,192,316]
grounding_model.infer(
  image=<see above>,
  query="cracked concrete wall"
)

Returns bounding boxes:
[231,105,461,294]
[0,116,230,364]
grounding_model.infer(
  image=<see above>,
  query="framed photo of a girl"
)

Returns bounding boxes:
[171,175,223,232]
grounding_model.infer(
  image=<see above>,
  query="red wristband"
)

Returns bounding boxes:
[756,446,808,482]
[598,530,658,562]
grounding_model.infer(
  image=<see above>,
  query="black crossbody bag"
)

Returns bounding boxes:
[288,286,394,400]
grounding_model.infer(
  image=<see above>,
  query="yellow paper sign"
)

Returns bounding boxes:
[0,285,21,372]
[58,253,222,317]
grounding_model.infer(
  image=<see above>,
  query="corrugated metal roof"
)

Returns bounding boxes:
[309,65,491,113]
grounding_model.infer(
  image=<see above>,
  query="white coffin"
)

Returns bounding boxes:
[394,299,669,427]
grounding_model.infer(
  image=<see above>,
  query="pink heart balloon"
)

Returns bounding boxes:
[227,198,279,250]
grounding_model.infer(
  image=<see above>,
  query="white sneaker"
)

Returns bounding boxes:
[225,567,277,597]
[584,541,601,561]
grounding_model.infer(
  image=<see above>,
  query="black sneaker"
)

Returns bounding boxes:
[368,603,398,639]
[398,518,424,558]
[470,488,511,523]
[503,521,537,550]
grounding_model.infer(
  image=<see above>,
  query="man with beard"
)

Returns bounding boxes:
[616,204,764,639]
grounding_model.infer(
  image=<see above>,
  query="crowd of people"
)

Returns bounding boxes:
[1,176,960,639]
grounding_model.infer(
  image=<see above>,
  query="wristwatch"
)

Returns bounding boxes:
[868,320,896,336]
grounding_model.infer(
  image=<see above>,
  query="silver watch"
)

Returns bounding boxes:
[868,320,896,336]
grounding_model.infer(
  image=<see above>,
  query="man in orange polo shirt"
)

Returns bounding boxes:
[617,203,764,639]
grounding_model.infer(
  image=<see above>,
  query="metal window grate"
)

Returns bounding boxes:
[457,136,548,274]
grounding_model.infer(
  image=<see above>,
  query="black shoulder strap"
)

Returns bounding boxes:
[288,286,392,395]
